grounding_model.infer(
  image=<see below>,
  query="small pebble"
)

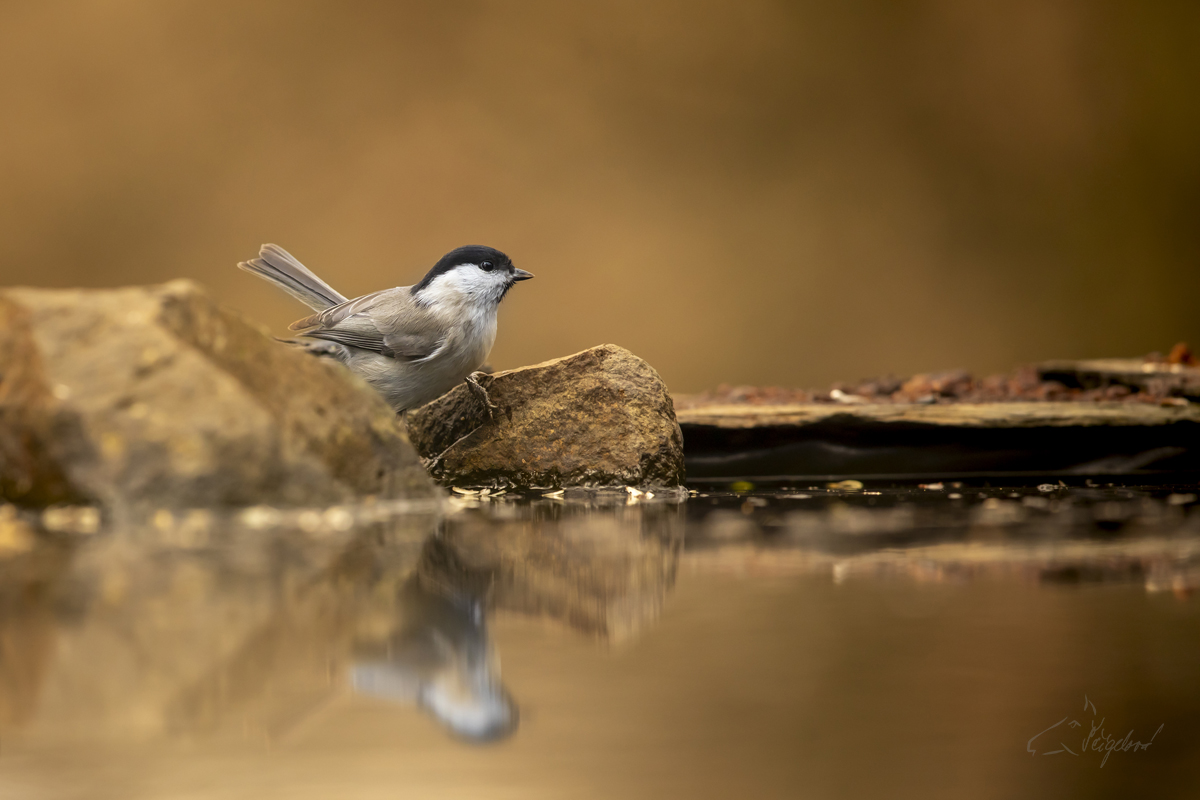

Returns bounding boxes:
[239,505,280,530]
[324,506,355,531]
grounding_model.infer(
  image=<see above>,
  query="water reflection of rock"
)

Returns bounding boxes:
[0,495,683,744]
[430,495,684,641]
[682,487,1200,595]
[345,496,683,740]
[162,514,438,741]
[0,511,437,742]
[0,540,70,731]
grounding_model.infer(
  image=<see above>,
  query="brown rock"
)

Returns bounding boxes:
[406,344,685,489]
[0,281,436,512]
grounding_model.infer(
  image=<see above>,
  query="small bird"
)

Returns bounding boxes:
[238,243,532,412]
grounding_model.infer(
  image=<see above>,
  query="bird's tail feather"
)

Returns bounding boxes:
[237,244,348,311]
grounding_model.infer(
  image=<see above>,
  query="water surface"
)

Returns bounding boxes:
[1,483,1197,798]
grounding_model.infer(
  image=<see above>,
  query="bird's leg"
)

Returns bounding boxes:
[423,423,486,477]
[421,374,496,476]
[464,372,499,420]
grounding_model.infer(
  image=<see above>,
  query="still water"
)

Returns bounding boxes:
[1,483,1198,799]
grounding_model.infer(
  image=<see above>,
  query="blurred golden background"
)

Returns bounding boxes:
[0,1,1196,393]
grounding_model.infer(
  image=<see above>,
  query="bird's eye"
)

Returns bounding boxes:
[480,261,495,272]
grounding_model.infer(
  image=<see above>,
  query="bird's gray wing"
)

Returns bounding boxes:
[288,288,393,332]
[302,322,445,361]
[380,330,447,361]
[297,289,447,361]
[302,325,388,353]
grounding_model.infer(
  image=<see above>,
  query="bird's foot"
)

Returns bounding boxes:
[465,372,499,421]
[424,423,486,477]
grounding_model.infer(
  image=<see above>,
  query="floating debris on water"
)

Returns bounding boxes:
[41,505,101,535]
[239,505,282,530]
[324,506,356,531]
[829,388,867,404]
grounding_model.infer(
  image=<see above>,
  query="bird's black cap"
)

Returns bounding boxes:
[412,245,514,294]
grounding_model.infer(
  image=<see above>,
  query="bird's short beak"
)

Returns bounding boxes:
[512,268,534,281]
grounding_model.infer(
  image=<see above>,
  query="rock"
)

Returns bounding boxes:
[405,344,685,489]
[1038,358,1200,400]
[678,401,1200,480]
[0,281,436,512]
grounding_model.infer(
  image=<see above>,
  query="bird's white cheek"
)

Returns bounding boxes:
[421,269,508,305]
[461,272,509,301]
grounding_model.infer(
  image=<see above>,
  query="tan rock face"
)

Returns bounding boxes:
[0,281,436,512]
[406,344,685,489]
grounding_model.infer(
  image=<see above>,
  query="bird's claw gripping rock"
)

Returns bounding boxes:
[465,372,499,420]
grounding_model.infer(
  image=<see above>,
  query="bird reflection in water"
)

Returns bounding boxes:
[350,572,517,743]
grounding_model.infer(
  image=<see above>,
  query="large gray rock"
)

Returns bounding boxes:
[406,344,685,489]
[0,281,436,512]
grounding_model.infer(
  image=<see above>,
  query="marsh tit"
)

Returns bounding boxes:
[238,243,532,412]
